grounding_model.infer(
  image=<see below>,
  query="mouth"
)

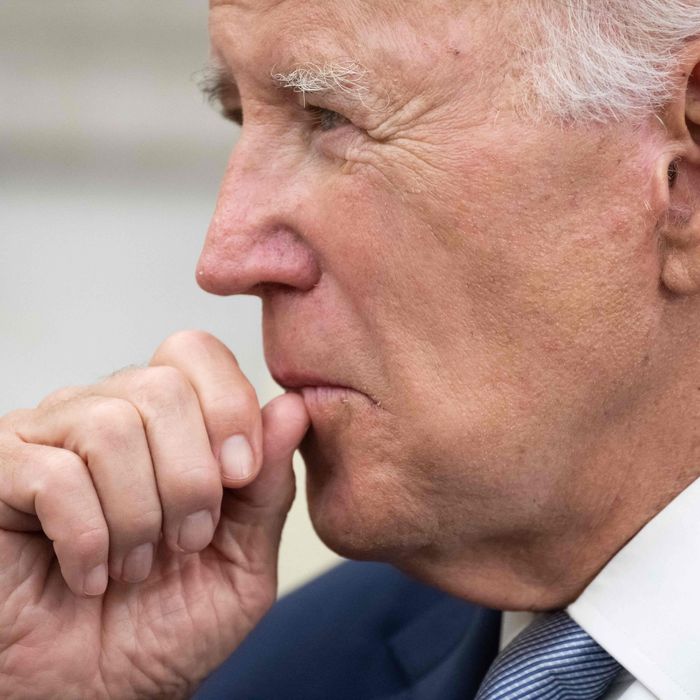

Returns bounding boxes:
[270,370,382,409]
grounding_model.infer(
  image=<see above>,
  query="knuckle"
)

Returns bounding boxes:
[0,408,32,432]
[102,363,142,382]
[154,329,225,363]
[84,397,141,437]
[211,385,259,420]
[77,398,143,455]
[165,329,214,348]
[32,450,87,497]
[125,508,163,539]
[175,466,223,507]
[42,450,87,484]
[70,522,109,560]
[132,365,193,413]
[37,385,84,411]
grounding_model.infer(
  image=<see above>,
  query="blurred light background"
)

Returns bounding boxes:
[0,1,340,592]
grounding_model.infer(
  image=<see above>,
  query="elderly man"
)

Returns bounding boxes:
[1,0,700,698]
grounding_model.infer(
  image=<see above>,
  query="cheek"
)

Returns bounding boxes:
[315,131,662,454]
[444,177,663,484]
[313,169,435,337]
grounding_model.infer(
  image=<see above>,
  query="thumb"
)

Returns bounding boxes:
[238,392,310,511]
[218,392,310,548]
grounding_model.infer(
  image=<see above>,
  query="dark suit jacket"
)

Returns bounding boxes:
[193,561,501,700]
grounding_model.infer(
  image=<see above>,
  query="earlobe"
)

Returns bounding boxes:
[659,165,700,293]
[661,212,700,296]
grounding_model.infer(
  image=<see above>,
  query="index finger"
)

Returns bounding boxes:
[149,330,263,486]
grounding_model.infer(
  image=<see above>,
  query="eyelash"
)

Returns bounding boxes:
[220,105,350,133]
[223,108,243,126]
[305,105,351,132]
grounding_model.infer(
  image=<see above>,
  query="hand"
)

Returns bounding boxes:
[0,331,309,699]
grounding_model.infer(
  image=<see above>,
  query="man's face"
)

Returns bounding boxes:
[199,0,664,606]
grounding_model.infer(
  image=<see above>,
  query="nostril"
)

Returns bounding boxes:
[196,227,322,296]
[254,280,313,298]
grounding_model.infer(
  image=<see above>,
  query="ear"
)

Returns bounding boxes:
[659,46,700,296]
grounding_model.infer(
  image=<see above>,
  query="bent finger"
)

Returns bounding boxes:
[150,330,264,487]
[90,370,223,554]
[0,437,109,597]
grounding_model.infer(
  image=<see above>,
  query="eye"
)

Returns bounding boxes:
[306,106,351,132]
[222,107,243,126]
[668,159,680,187]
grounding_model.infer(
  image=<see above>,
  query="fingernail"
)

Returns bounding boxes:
[122,543,154,583]
[220,434,255,481]
[178,510,214,552]
[83,564,108,597]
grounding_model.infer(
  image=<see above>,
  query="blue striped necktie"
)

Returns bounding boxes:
[474,610,623,700]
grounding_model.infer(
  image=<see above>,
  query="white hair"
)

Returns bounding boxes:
[518,0,700,123]
[271,61,368,104]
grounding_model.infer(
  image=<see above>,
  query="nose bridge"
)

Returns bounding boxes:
[197,132,321,296]
[210,129,283,241]
[207,138,273,248]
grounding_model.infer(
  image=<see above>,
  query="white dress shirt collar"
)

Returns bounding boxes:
[500,476,700,700]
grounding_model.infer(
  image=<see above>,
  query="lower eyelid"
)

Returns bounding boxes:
[317,128,370,163]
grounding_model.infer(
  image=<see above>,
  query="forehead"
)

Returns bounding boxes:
[209,0,499,96]
[210,0,465,21]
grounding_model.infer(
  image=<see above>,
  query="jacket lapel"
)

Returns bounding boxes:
[386,598,501,700]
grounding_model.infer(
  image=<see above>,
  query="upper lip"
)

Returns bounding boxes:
[270,368,350,390]
[266,350,383,408]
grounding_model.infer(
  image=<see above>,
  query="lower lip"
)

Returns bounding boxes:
[296,385,382,414]
[299,386,359,405]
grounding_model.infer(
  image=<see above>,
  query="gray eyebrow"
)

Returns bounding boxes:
[270,60,369,105]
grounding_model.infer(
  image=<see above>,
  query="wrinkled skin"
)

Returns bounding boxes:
[0,333,309,698]
[3,0,700,697]
[200,0,700,609]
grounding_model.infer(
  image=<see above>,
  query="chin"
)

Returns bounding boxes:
[299,423,439,565]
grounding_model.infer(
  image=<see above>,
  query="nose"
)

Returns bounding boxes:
[196,133,322,297]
